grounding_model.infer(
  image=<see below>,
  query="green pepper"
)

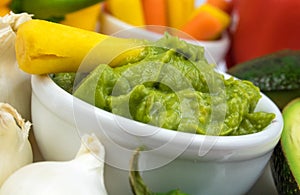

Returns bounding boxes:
[129,147,190,195]
[10,0,103,22]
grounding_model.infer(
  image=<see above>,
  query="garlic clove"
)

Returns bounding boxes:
[0,102,33,187]
[0,12,33,121]
[0,134,108,195]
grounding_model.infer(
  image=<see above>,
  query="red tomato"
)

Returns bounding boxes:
[226,0,300,68]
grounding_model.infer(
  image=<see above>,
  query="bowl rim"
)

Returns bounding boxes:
[31,73,283,161]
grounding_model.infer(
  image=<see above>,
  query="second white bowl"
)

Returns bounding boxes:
[99,10,230,65]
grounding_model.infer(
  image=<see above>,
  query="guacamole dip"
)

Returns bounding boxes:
[51,34,275,136]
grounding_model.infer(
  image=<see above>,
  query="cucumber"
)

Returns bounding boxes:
[270,98,300,194]
[227,49,300,109]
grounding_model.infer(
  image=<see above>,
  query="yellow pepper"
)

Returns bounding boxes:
[106,0,145,26]
[15,19,145,74]
[60,3,102,31]
[166,0,195,29]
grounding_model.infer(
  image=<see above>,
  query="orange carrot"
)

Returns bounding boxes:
[180,4,230,40]
[142,0,167,26]
[181,11,222,40]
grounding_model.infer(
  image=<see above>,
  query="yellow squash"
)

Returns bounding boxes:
[106,0,145,26]
[60,3,102,31]
[15,19,145,74]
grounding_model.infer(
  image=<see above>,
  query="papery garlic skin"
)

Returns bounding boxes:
[0,134,108,195]
[0,103,33,187]
[0,12,32,120]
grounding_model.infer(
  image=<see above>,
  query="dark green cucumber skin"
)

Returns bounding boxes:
[227,49,300,91]
[264,90,300,110]
[270,143,300,195]
[227,49,300,109]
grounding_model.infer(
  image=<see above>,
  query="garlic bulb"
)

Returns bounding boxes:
[0,12,32,120]
[0,102,33,187]
[0,134,108,195]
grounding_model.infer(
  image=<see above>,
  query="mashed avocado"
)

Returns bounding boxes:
[52,34,275,136]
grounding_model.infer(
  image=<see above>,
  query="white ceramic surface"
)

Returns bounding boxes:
[31,71,283,195]
[99,10,230,64]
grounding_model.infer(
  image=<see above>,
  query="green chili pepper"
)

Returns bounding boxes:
[10,0,103,22]
[129,147,190,195]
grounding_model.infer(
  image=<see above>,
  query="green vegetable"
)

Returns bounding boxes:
[10,0,103,22]
[227,49,300,109]
[270,98,300,195]
[129,147,189,195]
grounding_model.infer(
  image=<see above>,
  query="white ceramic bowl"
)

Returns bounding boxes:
[31,71,283,195]
[99,10,230,65]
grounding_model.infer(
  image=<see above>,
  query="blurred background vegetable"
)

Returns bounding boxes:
[9,0,103,31]
[107,0,145,26]
[0,0,11,16]
[60,2,102,31]
[181,3,230,40]
[142,0,167,27]
[10,0,103,21]
[206,0,232,13]
[104,0,231,41]
[226,0,300,68]
[166,0,195,29]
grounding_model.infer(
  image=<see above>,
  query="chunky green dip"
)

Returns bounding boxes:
[51,34,275,136]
